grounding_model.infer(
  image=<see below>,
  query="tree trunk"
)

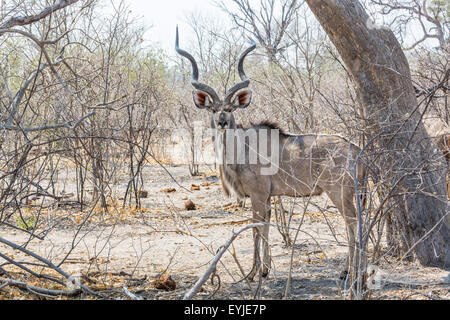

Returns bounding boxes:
[305,0,449,266]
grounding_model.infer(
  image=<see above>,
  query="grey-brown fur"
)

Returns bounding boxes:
[215,123,366,279]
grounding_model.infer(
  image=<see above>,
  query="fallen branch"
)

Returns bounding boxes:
[0,237,97,296]
[183,222,264,300]
[0,277,82,297]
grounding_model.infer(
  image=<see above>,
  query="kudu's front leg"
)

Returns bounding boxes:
[247,219,262,281]
[248,196,271,281]
[261,207,272,277]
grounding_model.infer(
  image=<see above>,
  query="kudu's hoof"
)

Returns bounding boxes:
[339,270,349,280]
[247,269,269,280]
[246,269,257,282]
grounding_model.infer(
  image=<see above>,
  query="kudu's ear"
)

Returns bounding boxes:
[192,90,214,110]
[231,89,252,110]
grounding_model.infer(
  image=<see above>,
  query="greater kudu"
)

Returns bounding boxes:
[176,27,366,280]
[436,133,450,198]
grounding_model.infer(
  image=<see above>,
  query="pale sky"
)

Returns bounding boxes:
[120,0,439,56]
[124,0,226,55]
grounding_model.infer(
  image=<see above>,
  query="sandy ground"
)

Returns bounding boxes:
[0,164,448,300]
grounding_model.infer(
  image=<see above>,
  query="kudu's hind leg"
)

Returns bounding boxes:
[325,187,358,280]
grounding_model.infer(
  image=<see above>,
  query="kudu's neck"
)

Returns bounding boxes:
[211,122,239,167]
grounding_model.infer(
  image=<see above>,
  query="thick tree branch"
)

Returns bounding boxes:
[0,0,80,29]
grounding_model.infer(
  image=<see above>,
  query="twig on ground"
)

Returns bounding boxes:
[122,285,142,300]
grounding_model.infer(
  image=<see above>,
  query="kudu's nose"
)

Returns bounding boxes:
[218,119,228,128]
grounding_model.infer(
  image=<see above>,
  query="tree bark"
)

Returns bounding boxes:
[305,0,449,266]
